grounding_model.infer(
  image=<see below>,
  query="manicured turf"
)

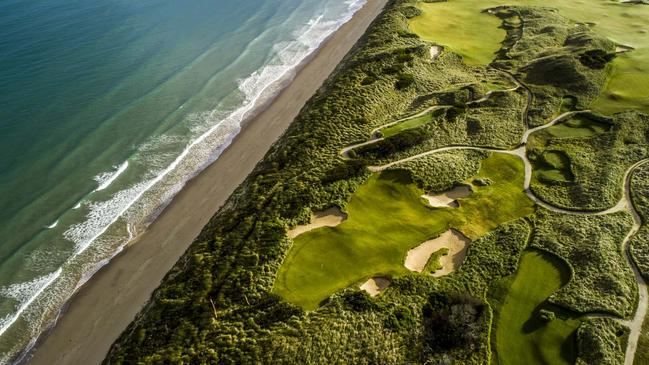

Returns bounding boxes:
[545,117,611,139]
[408,2,505,66]
[380,113,434,138]
[492,250,581,365]
[274,154,534,309]
[410,0,649,112]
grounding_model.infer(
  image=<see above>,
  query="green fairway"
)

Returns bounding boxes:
[410,0,649,112]
[545,116,611,139]
[492,250,582,365]
[408,2,505,66]
[380,113,434,138]
[274,153,534,309]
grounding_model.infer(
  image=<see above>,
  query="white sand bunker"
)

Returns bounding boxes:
[287,207,347,239]
[430,45,443,61]
[404,229,471,276]
[615,45,634,53]
[421,185,472,208]
[360,277,391,296]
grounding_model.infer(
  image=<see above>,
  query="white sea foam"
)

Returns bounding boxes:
[0,269,62,337]
[94,161,129,192]
[45,220,58,229]
[62,0,367,258]
[0,0,369,356]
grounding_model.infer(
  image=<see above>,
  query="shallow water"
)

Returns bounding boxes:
[0,0,366,361]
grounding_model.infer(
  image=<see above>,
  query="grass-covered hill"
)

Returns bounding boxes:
[105,1,649,364]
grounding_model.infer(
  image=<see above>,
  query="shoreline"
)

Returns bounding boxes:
[23,1,387,364]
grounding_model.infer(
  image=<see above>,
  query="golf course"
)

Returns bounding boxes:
[106,1,649,364]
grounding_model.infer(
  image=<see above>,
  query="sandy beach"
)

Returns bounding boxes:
[24,1,387,363]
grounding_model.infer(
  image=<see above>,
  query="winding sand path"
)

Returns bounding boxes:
[340,66,649,363]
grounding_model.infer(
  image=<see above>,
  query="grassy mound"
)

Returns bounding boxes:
[528,111,649,210]
[531,210,636,317]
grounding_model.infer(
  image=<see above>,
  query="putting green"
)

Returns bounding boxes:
[492,250,581,365]
[274,153,534,309]
[409,0,649,112]
[408,2,505,66]
[545,116,611,139]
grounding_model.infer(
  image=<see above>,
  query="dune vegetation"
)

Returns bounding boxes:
[105,1,649,364]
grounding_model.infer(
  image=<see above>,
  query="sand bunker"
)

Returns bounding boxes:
[360,277,391,296]
[430,45,443,61]
[404,229,471,276]
[287,207,347,239]
[616,45,634,53]
[421,185,472,208]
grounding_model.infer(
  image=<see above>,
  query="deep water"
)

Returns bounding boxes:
[0,0,365,361]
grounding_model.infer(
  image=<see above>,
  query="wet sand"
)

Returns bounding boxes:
[25,1,387,363]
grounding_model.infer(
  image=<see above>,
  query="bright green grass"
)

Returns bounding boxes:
[592,49,649,114]
[380,113,434,138]
[545,117,611,139]
[492,250,581,365]
[408,2,505,66]
[409,0,649,112]
[424,247,449,274]
[274,154,534,309]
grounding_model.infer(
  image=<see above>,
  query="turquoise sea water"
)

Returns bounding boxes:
[0,0,366,361]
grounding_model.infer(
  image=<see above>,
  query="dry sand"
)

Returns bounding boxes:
[287,207,347,239]
[421,185,472,208]
[24,1,388,364]
[430,45,443,60]
[360,277,391,296]
[404,229,471,275]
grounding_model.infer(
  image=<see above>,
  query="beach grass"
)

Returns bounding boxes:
[274,153,534,309]
[490,250,581,365]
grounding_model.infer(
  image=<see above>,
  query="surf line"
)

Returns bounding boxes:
[95,161,129,192]
[0,268,63,337]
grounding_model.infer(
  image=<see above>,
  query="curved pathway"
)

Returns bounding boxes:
[340,69,649,363]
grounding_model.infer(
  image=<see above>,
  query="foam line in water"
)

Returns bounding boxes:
[94,161,129,192]
[45,220,58,229]
[65,1,367,258]
[0,268,62,337]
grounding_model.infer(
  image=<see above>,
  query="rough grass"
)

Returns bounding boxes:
[630,162,649,280]
[530,210,636,317]
[490,250,581,365]
[527,111,649,211]
[274,154,534,309]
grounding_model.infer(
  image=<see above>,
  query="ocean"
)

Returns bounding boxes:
[0,0,366,361]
